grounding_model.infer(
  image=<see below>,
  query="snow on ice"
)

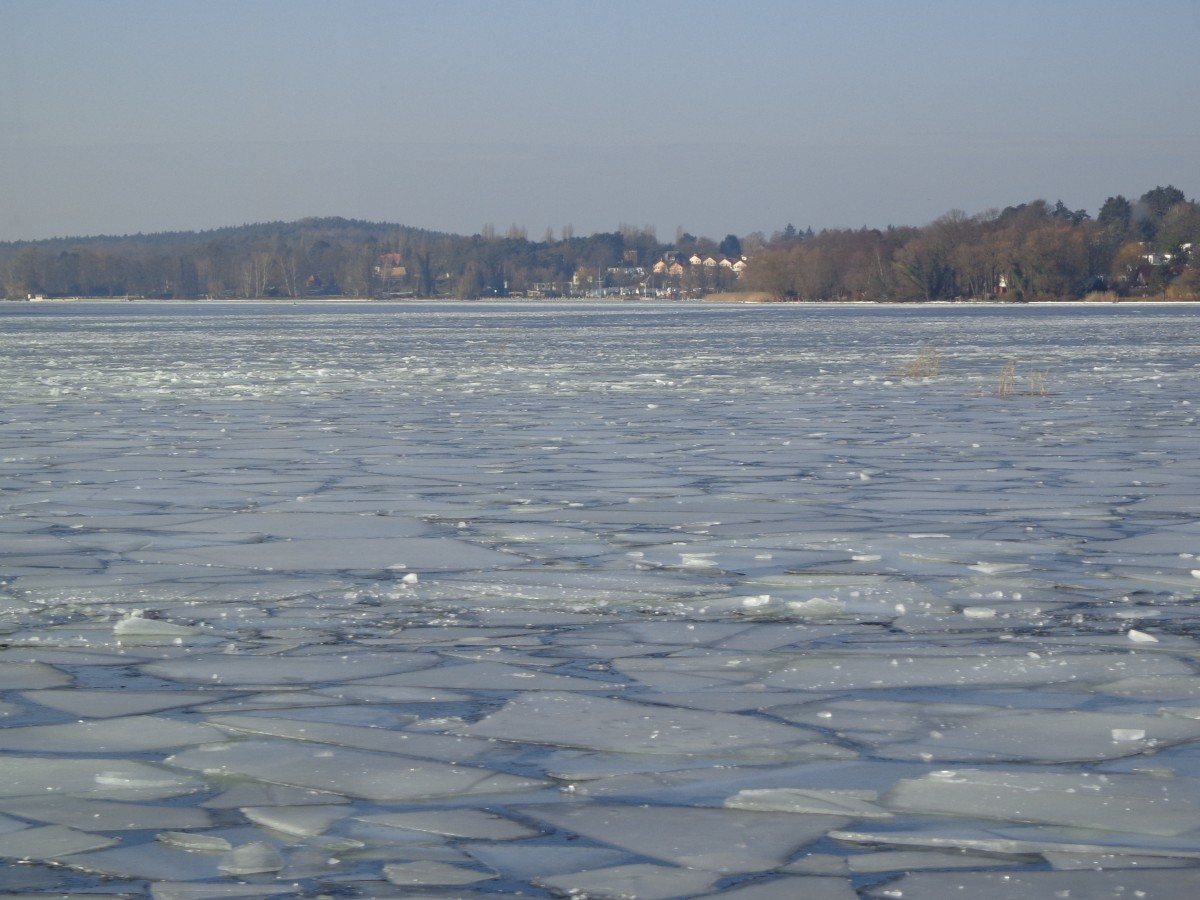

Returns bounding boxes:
[1,299,1199,897]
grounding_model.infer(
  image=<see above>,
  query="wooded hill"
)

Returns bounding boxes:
[2,186,1196,301]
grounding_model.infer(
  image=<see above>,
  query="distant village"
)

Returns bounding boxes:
[375,248,750,299]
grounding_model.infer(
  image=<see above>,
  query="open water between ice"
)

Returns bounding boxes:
[1,299,1199,898]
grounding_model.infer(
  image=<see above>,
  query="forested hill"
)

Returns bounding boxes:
[0,216,672,301]
[2,186,1198,301]
[0,217,455,299]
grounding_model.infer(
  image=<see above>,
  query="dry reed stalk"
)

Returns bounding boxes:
[899,348,942,378]
[997,360,1017,397]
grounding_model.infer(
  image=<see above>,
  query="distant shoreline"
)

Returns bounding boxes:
[9,295,1200,307]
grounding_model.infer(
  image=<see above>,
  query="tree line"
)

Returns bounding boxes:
[743,186,1199,302]
[1,186,1196,301]
[0,218,682,301]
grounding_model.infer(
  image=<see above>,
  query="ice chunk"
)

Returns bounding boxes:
[463,843,630,880]
[241,805,346,837]
[713,876,859,899]
[172,510,431,541]
[0,796,211,831]
[968,561,1031,575]
[167,740,547,801]
[884,769,1200,836]
[0,824,118,860]
[725,788,893,818]
[456,691,820,758]
[0,714,227,753]
[355,809,541,841]
[862,868,1200,899]
[1041,849,1200,870]
[114,612,203,637]
[0,758,205,800]
[25,688,227,719]
[1112,727,1147,741]
[141,650,435,686]
[61,840,233,880]
[842,849,1033,873]
[523,804,849,873]
[766,650,1193,690]
[201,782,346,810]
[383,860,494,886]
[157,831,234,852]
[778,700,1200,762]
[739,573,952,620]
[0,661,72,689]
[534,862,719,899]
[151,883,303,900]
[128,535,514,573]
[217,841,283,875]
[313,684,471,704]
[191,691,346,714]
[209,714,494,761]
[353,659,624,691]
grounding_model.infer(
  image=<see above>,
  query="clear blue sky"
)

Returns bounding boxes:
[3,0,1197,242]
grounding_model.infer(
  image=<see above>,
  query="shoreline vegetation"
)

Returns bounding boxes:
[17,294,1200,307]
[2,186,1196,303]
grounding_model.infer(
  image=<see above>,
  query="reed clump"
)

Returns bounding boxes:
[895,350,1049,397]
[996,359,1048,397]
[898,348,942,378]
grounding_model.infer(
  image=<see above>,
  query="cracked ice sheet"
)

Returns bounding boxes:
[4,302,1200,894]
[455,691,842,760]
[522,803,850,873]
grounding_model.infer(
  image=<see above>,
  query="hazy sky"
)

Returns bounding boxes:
[3,0,1198,242]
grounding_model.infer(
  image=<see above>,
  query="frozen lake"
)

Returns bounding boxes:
[1,299,1200,898]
